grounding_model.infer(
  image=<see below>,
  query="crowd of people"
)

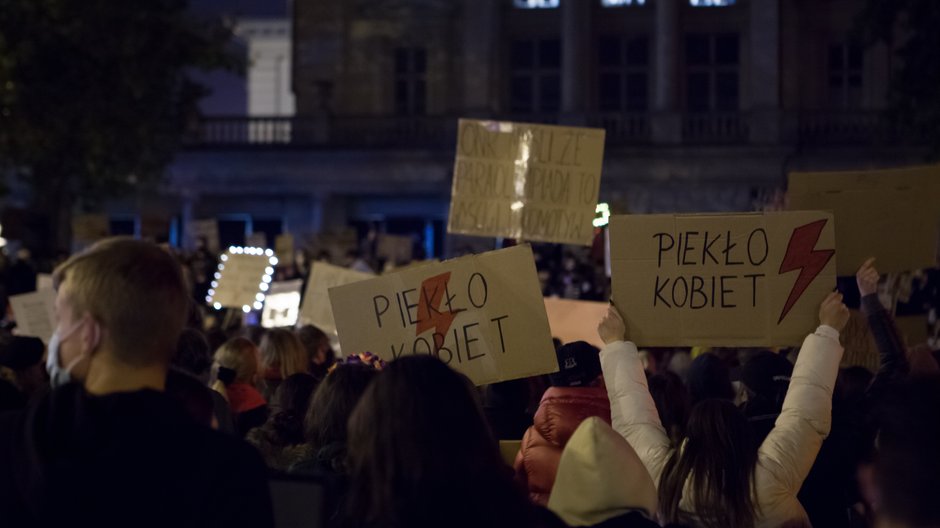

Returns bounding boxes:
[0,237,938,528]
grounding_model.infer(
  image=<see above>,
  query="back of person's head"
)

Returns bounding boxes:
[296,324,335,369]
[835,365,873,405]
[212,337,259,398]
[173,328,212,382]
[259,328,307,380]
[550,341,601,387]
[740,351,792,410]
[875,375,940,528]
[345,355,534,528]
[52,237,187,365]
[659,399,758,528]
[686,353,735,405]
[268,372,317,446]
[649,371,691,444]
[305,363,376,450]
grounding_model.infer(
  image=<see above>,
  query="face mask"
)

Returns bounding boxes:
[46,319,91,388]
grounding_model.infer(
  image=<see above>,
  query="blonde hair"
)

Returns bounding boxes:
[259,328,307,379]
[52,237,187,366]
[212,337,260,399]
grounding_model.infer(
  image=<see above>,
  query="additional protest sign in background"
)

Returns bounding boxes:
[543,297,609,349]
[788,164,940,275]
[209,247,277,311]
[72,214,109,244]
[329,244,558,386]
[275,234,295,262]
[246,232,268,249]
[298,262,374,333]
[262,279,303,329]
[190,219,220,254]
[308,228,359,262]
[610,211,836,347]
[10,289,56,344]
[448,119,606,246]
[376,234,413,264]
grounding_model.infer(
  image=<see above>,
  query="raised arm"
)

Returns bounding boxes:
[856,258,909,394]
[597,305,673,486]
[759,292,847,494]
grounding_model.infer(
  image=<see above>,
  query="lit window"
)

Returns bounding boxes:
[690,0,736,6]
[513,0,559,8]
[601,0,646,6]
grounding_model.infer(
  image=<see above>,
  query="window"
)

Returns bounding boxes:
[828,42,863,109]
[509,38,561,113]
[597,36,650,111]
[394,47,426,115]
[689,0,736,6]
[601,0,646,6]
[514,0,559,8]
[684,33,739,112]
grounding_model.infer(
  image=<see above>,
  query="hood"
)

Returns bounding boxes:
[548,417,658,527]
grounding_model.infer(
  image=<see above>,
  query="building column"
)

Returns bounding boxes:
[461,0,501,116]
[651,0,682,143]
[748,0,781,144]
[561,0,591,124]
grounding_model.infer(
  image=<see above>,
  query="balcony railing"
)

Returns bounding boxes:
[682,113,749,144]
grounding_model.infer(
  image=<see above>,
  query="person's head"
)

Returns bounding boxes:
[212,337,260,397]
[740,351,792,410]
[550,341,602,387]
[172,328,212,384]
[835,365,873,406]
[50,237,187,390]
[686,352,735,405]
[875,375,940,528]
[345,355,532,528]
[259,328,307,380]
[649,371,691,444]
[296,325,335,370]
[659,399,758,528]
[304,364,377,450]
[268,373,318,446]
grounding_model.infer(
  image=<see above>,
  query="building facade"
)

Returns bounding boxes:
[162,0,926,254]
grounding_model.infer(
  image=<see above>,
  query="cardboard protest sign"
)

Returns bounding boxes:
[10,289,56,344]
[329,244,559,385]
[309,228,358,262]
[543,297,610,349]
[788,164,940,275]
[190,219,220,254]
[298,262,374,333]
[376,234,413,264]
[262,280,303,329]
[448,119,606,246]
[610,212,836,347]
[209,247,277,311]
[72,214,109,243]
[275,234,295,262]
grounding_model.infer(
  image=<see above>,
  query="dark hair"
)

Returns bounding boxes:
[173,328,212,378]
[296,325,336,375]
[875,375,940,527]
[659,399,758,528]
[686,353,735,405]
[268,373,318,446]
[304,364,376,450]
[649,371,691,444]
[344,355,536,528]
[835,366,873,405]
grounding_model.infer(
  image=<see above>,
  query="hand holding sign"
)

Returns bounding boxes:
[597,305,628,345]
[819,291,850,332]
[856,258,879,297]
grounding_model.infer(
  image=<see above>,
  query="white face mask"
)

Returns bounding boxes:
[45,319,91,388]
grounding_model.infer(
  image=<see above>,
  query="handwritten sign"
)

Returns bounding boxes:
[329,245,558,385]
[10,290,56,344]
[298,262,374,333]
[190,219,220,254]
[210,248,276,310]
[262,280,303,329]
[275,234,295,263]
[544,298,610,349]
[610,212,836,347]
[788,164,940,275]
[448,119,606,245]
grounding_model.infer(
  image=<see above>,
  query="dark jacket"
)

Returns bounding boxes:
[0,383,274,528]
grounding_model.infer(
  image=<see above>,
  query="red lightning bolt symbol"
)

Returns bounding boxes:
[416,272,463,337]
[777,219,835,324]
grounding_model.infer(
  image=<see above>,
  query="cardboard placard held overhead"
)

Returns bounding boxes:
[10,290,57,344]
[298,263,375,333]
[788,164,940,275]
[329,244,559,385]
[190,219,220,254]
[275,234,295,263]
[610,212,836,347]
[448,119,606,245]
[209,248,276,311]
[262,280,304,329]
[543,297,610,349]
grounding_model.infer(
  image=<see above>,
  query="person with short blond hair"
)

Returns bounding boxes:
[259,328,307,400]
[0,238,273,527]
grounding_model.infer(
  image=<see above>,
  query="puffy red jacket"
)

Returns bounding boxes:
[513,386,611,505]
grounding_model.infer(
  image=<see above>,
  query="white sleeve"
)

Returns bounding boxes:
[600,340,674,486]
